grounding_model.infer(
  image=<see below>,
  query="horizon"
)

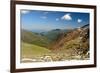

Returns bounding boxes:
[21,10,90,32]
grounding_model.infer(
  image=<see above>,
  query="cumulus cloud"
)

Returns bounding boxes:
[61,14,72,20]
[77,19,82,23]
[21,10,30,14]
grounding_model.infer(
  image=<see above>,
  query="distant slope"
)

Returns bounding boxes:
[21,42,51,58]
[21,29,50,47]
[21,29,71,48]
[40,29,71,43]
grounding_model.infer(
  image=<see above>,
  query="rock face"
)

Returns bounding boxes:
[50,24,89,59]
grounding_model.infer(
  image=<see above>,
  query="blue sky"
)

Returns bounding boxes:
[21,9,89,32]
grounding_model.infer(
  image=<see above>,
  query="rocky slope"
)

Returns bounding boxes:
[50,24,89,59]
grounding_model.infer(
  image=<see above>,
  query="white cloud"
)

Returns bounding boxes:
[21,10,30,14]
[77,19,82,23]
[40,16,47,19]
[56,18,59,21]
[61,13,72,20]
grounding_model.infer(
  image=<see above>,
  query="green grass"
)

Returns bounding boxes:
[21,42,51,58]
[21,29,50,48]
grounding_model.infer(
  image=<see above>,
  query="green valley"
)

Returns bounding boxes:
[21,24,90,62]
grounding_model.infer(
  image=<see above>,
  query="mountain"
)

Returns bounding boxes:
[21,24,89,54]
[49,24,89,57]
[81,24,89,29]
[40,29,71,43]
[21,24,89,61]
[21,29,72,48]
[21,29,50,47]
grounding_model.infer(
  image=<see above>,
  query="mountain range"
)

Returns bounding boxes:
[21,24,89,61]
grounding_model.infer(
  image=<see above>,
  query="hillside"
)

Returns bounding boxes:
[21,42,51,62]
[50,24,89,59]
[21,24,89,61]
[21,29,50,47]
[40,29,70,43]
[21,29,71,48]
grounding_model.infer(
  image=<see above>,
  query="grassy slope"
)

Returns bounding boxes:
[21,29,50,47]
[21,42,51,58]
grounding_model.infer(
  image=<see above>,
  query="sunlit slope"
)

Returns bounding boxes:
[21,42,51,58]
